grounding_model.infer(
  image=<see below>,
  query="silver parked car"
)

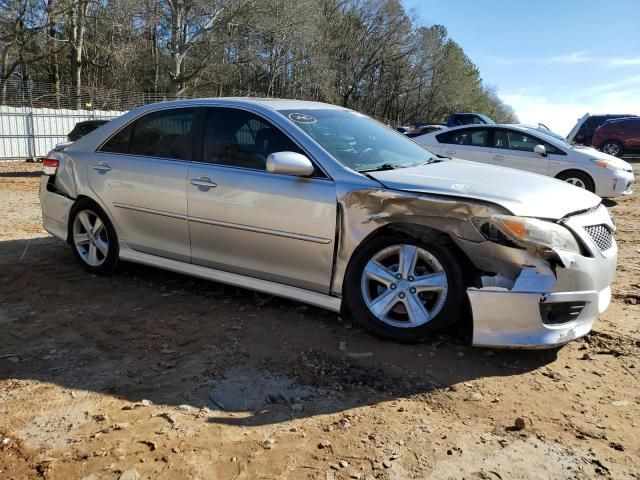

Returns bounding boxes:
[413,123,634,197]
[40,99,617,348]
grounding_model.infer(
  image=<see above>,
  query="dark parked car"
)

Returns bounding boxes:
[592,117,640,157]
[567,113,637,146]
[67,119,110,142]
[406,124,443,138]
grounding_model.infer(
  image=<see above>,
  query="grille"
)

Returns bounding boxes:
[584,224,613,251]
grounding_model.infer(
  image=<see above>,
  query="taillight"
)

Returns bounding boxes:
[42,158,59,175]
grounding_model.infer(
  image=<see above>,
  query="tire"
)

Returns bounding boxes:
[344,233,465,343]
[600,140,624,157]
[68,198,119,275]
[556,170,595,193]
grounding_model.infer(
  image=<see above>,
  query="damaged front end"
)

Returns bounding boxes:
[334,187,617,349]
[458,204,617,348]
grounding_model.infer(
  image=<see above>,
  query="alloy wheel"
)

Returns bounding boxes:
[602,143,620,156]
[360,244,448,328]
[564,177,586,189]
[73,210,109,267]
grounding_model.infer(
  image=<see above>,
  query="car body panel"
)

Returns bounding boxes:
[187,163,337,292]
[39,98,621,349]
[490,145,549,175]
[87,151,191,263]
[367,159,600,219]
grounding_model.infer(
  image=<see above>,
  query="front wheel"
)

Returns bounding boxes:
[69,199,119,274]
[344,235,465,343]
[556,170,595,193]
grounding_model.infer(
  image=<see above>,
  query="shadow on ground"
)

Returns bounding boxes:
[0,169,42,178]
[0,235,558,427]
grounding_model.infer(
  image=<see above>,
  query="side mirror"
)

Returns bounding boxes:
[534,144,547,156]
[266,151,315,176]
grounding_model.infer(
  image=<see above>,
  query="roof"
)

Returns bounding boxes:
[130,97,344,113]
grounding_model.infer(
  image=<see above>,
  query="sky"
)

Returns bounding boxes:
[402,0,640,136]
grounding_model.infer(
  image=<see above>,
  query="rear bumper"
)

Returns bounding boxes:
[39,176,73,241]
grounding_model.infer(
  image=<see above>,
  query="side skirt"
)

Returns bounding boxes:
[118,243,343,313]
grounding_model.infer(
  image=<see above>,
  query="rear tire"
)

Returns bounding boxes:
[68,199,119,275]
[556,170,595,193]
[344,234,465,343]
[600,140,624,157]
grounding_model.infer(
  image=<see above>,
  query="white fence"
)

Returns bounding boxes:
[0,105,125,159]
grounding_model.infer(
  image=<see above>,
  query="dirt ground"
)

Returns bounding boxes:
[1,159,639,480]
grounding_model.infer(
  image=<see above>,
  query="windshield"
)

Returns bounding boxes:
[279,108,438,172]
[474,113,495,124]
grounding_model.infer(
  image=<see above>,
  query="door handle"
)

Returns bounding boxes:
[93,161,111,172]
[492,154,506,161]
[190,176,217,189]
[444,150,457,156]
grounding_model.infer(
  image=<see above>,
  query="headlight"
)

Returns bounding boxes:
[590,159,626,172]
[490,215,581,254]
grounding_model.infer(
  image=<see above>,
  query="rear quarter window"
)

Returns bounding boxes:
[99,123,134,154]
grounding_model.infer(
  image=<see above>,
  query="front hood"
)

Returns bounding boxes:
[368,159,601,219]
[573,146,633,171]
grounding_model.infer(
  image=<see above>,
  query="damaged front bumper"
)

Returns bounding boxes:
[460,205,617,348]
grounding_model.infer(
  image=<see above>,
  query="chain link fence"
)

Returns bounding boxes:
[0,80,265,160]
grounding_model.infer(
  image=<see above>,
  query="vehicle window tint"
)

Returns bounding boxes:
[494,130,559,154]
[202,108,302,170]
[99,123,134,154]
[129,108,195,160]
[437,129,487,146]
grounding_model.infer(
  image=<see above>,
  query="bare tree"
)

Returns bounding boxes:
[0,0,518,121]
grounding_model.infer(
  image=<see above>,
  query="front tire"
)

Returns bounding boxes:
[600,140,623,157]
[344,234,465,343]
[69,199,119,275]
[556,170,595,193]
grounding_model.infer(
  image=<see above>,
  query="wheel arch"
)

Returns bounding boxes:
[555,168,595,191]
[341,221,478,299]
[598,138,624,152]
[67,194,118,244]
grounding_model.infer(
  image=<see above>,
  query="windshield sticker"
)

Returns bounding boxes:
[288,113,317,124]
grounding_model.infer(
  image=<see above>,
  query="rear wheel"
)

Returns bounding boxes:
[345,234,465,343]
[600,141,623,157]
[69,199,119,274]
[556,170,595,193]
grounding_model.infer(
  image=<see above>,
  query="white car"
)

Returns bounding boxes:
[413,124,634,197]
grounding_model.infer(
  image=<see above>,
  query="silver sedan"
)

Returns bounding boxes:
[40,99,617,348]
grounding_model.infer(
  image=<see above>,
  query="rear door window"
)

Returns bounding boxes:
[437,128,488,146]
[99,109,196,159]
[129,108,196,160]
[99,123,134,154]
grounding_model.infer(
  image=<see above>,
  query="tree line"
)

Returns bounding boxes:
[0,0,518,124]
